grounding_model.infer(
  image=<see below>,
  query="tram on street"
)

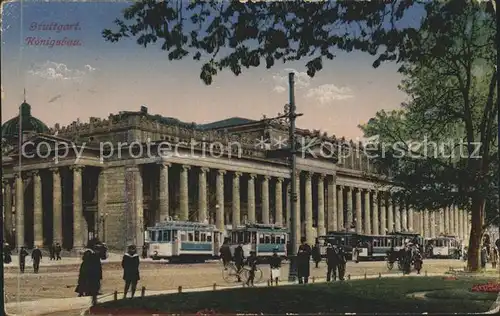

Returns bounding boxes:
[227,223,288,260]
[318,231,359,260]
[353,235,392,261]
[427,235,461,259]
[146,221,222,262]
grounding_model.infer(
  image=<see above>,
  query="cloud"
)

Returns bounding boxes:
[306,84,354,104]
[272,68,311,93]
[28,61,96,80]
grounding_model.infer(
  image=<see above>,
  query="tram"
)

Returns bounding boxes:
[227,223,288,260]
[428,235,461,259]
[352,232,423,262]
[318,231,359,260]
[146,221,222,262]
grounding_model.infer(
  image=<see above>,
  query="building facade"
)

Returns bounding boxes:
[1,103,471,251]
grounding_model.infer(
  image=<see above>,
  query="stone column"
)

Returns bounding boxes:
[134,167,144,247]
[387,196,394,233]
[247,174,256,224]
[327,177,337,232]
[401,205,408,232]
[50,168,63,244]
[394,201,401,232]
[232,172,241,228]
[363,190,371,234]
[444,206,449,234]
[458,209,463,240]
[261,176,270,224]
[71,166,85,250]
[372,191,379,235]
[379,193,386,235]
[454,206,459,237]
[355,188,362,233]
[449,205,455,235]
[462,210,467,240]
[337,186,344,230]
[422,211,429,238]
[317,174,325,236]
[408,207,414,232]
[32,170,43,247]
[179,165,190,221]
[304,172,314,244]
[158,163,170,222]
[97,169,107,240]
[275,178,284,227]
[431,211,437,237]
[198,167,208,223]
[346,187,353,228]
[15,174,24,248]
[3,180,13,243]
[420,212,425,236]
[438,209,445,235]
[216,170,226,230]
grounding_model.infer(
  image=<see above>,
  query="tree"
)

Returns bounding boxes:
[103,0,497,271]
[359,2,497,271]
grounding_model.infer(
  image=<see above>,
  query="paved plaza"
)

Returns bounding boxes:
[4,257,469,316]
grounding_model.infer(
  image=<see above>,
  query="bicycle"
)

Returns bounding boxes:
[222,261,263,284]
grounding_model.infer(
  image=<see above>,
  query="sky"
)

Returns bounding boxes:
[1,0,424,139]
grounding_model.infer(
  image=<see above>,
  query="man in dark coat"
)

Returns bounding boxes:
[55,242,62,260]
[312,242,321,268]
[76,242,103,305]
[122,244,140,298]
[3,243,12,264]
[233,243,245,282]
[335,242,347,280]
[297,237,312,284]
[31,246,43,273]
[19,246,29,273]
[326,243,339,281]
[219,238,232,269]
[49,243,56,260]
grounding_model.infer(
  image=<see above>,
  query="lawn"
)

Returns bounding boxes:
[92,277,498,314]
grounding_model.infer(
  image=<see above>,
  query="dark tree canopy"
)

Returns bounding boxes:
[102,0,495,85]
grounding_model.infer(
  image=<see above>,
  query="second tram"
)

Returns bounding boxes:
[227,224,288,260]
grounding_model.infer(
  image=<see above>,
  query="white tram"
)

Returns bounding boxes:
[227,224,288,259]
[429,236,461,259]
[147,221,222,262]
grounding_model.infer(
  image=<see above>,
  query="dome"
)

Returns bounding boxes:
[1,102,49,140]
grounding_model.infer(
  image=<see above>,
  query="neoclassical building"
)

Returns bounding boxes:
[1,102,471,251]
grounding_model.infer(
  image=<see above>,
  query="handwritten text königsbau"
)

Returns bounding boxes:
[25,22,83,48]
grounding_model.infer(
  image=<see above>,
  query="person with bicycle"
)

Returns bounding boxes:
[269,247,282,286]
[245,250,258,287]
[234,242,245,282]
[219,238,232,270]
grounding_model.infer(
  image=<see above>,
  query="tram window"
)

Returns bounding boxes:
[259,233,264,244]
[265,234,271,244]
[201,233,207,242]
[162,230,171,242]
[238,232,244,243]
[188,232,194,242]
[251,232,257,243]
[180,233,187,242]
[209,233,215,242]
[194,231,200,242]
[244,232,251,243]
[271,235,276,244]
[231,232,236,243]
[274,235,280,244]
[172,230,178,240]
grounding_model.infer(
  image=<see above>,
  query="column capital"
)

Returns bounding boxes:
[157,162,171,168]
[200,167,209,173]
[70,165,84,172]
[49,167,60,174]
[234,172,242,178]
[2,178,12,185]
[276,177,284,183]
[262,175,270,181]
[304,171,313,180]
[29,170,40,177]
[372,190,378,196]
[248,173,256,179]
[337,184,344,189]
[181,165,191,171]
[317,173,326,180]
[217,169,226,176]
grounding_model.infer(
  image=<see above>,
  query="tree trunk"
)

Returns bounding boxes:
[467,196,485,271]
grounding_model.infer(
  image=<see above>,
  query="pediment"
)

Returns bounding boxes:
[6,133,79,157]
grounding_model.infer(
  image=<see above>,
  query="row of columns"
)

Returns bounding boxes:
[417,206,470,240]
[3,165,104,250]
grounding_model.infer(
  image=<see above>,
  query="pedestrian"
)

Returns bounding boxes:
[49,243,56,260]
[269,248,281,286]
[141,243,148,259]
[490,246,498,269]
[336,243,347,280]
[326,243,339,281]
[219,238,232,270]
[31,245,43,273]
[245,250,258,287]
[480,245,488,269]
[414,250,423,274]
[3,243,12,264]
[234,242,245,282]
[75,241,103,305]
[312,242,321,268]
[297,237,312,284]
[122,244,140,298]
[55,242,62,260]
[18,246,28,273]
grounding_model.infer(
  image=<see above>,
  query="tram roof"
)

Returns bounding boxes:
[325,231,359,236]
[148,221,218,231]
[387,232,420,236]
[230,223,288,232]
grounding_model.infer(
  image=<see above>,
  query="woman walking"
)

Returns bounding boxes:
[76,241,102,305]
[122,244,140,298]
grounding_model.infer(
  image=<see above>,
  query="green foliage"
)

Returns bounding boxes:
[102,0,495,85]
[96,277,496,313]
[359,3,497,225]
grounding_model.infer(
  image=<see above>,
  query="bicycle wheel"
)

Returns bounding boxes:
[222,265,239,283]
[386,261,394,271]
[244,268,263,284]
